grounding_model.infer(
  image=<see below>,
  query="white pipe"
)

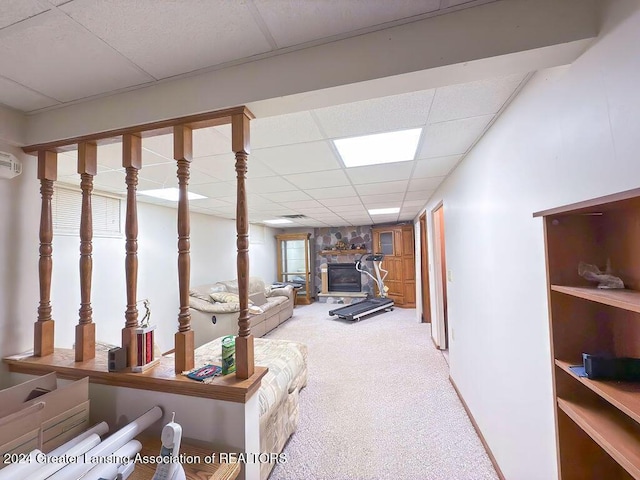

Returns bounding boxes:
[0,449,43,479]
[77,440,141,480]
[49,422,109,456]
[47,406,162,480]
[28,433,101,480]
[118,461,136,479]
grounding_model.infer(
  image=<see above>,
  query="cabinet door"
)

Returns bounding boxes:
[377,231,395,256]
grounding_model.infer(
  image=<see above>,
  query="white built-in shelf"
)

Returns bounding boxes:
[557,397,640,479]
[551,285,640,313]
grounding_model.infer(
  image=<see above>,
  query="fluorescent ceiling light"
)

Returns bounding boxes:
[369,207,400,215]
[333,128,422,168]
[264,219,293,225]
[138,188,206,201]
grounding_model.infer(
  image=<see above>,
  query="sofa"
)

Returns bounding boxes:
[189,277,294,348]
[190,336,307,480]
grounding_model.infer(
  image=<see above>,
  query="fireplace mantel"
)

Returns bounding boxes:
[319,249,368,256]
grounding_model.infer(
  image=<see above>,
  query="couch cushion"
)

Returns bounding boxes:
[192,337,307,418]
[250,290,268,306]
[210,291,241,303]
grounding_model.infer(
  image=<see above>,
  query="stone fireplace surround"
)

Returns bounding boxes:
[314,226,373,304]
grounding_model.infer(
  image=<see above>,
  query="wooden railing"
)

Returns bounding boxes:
[25,107,256,379]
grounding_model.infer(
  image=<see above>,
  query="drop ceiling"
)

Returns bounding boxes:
[0,0,529,227]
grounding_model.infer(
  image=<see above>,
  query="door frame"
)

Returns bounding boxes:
[419,212,431,323]
[432,202,448,349]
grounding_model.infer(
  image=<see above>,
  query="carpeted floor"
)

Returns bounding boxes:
[265,302,499,480]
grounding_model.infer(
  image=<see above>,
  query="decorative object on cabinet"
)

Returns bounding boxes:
[276,233,313,305]
[535,188,640,480]
[371,224,415,307]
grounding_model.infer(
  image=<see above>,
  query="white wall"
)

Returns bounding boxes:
[0,144,40,387]
[419,1,640,478]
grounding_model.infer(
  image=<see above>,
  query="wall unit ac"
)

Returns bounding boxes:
[0,151,21,179]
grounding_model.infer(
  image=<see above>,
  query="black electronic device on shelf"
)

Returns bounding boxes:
[583,353,640,381]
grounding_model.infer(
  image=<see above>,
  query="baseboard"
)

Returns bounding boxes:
[449,376,506,480]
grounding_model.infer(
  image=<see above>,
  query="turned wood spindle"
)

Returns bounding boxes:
[35,151,57,357]
[174,125,195,373]
[76,142,97,362]
[232,113,255,379]
[122,134,142,367]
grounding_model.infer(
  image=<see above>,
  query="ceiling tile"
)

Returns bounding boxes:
[360,193,405,205]
[252,141,339,174]
[251,112,324,149]
[191,153,276,181]
[260,190,312,202]
[253,0,440,48]
[0,11,153,102]
[284,169,350,189]
[413,155,462,177]
[289,199,324,209]
[314,90,434,138]
[143,129,232,160]
[326,204,367,213]
[59,0,271,79]
[371,214,400,224]
[0,76,58,111]
[355,180,408,196]
[408,177,445,192]
[292,207,333,215]
[418,115,494,158]
[404,190,434,202]
[137,163,177,186]
[429,74,525,123]
[190,182,238,199]
[93,170,126,191]
[346,162,414,185]
[57,152,111,177]
[191,198,235,209]
[0,0,49,30]
[246,176,297,194]
[193,128,233,158]
[319,196,363,207]
[306,186,356,200]
[402,199,428,207]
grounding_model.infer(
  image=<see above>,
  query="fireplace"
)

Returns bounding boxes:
[327,263,361,292]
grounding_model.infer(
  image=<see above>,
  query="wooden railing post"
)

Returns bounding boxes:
[34,151,57,357]
[233,113,254,379]
[174,125,194,373]
[122,134,142,367]
[76,142,97,362]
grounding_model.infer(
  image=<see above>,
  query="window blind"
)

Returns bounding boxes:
[53,186,122,238]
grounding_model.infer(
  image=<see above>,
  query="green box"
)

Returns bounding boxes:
[221,335,236,375]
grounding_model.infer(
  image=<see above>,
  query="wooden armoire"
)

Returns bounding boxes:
[371,224,415,307]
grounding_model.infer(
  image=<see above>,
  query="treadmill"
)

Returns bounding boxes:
[328,253,394,321]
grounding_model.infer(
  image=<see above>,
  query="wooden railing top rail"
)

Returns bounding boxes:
[22,106,254,155]
[4,349,267,404]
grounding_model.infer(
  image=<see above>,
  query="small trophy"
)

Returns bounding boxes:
[132,299,160,373]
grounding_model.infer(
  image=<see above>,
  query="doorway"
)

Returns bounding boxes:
[419,212,431,323]
[433,203,448,350]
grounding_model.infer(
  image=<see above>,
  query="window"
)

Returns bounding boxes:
[53,186,122,238]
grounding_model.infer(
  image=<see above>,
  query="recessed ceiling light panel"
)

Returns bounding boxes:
[138,188,206,201]
[334,128,422,168]
[264,219,293,225]
[368,207,400,215]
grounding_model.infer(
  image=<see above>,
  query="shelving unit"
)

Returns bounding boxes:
[371,224,415,307]
[535,188,640,480]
